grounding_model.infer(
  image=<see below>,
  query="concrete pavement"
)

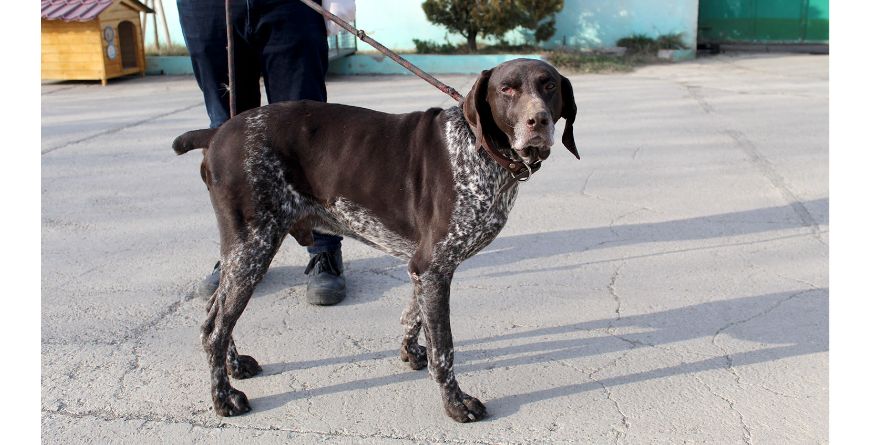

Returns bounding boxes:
[41,54,828,444]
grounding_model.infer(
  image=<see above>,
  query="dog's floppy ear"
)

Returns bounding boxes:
[462,69,494,151]
[559,75,580,160]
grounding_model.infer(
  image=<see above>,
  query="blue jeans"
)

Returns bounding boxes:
[178,0,342,253]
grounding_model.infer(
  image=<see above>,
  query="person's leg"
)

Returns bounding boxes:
[179,0,263,298]
[251,0,346,305]
[178,0,262,127]
[253,0,328,103]
[177,0,231,128]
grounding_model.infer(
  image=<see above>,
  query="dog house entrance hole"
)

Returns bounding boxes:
[118,21,138,69]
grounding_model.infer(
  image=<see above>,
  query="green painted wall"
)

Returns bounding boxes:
[698,0,829,43]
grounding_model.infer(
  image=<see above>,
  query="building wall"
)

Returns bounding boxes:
[698,0,828,43]
[552,0,699,49]
[157,0,699,51]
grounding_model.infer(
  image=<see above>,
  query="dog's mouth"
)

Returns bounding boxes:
[513,136,552,165]
[511,125,554,164]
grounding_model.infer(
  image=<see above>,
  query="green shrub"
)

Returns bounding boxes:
[145,43,189,57]
[616,33,687,54]
[413,39,458,54]
[616,34,657,54]
[412,38,540,54]
[543,50,634,73]
[655,33,687,50]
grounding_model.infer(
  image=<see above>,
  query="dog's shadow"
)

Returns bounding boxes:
[250,198,828,304]
[249,288,827,419]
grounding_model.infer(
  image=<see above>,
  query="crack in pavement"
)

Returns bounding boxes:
[695,375,753,445]
[712,288,818,386]
[683,83,715,114]
[581,170,596,196]
[557,355,632,445]
[41,84,80,96]
[656,343,753,445]
[673,78,827,248]
[700,288,820,445]
[723,129,826,247]
[601,263,634,443]
[546,263,642,444]
[41,102,204,155]
[43,408,500,444]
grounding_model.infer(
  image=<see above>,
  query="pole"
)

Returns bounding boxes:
[156,0,173,50]
[225,0,237,117]
[151,0,159,51]
[140,0,148,36]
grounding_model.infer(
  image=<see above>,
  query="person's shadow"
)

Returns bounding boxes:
[249,288,827,417]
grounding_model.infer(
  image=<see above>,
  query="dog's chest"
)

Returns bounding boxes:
[435,109,519,264]
[310,107,518,266]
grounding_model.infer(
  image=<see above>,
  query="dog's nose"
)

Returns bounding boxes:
[525,112,550,129]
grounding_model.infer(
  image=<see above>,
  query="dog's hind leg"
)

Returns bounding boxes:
[399,275,427,370]
[203,299,262,380]
[226,338,262,379]
[417,268,487,422]
[202,216,288,416]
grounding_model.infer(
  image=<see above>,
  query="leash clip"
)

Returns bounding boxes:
[511,161,537,182]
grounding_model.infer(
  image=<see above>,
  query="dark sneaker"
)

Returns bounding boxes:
[304,250,346,305]
[194,261,221,300]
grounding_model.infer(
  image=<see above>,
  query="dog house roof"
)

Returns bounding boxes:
[41,0,152,22]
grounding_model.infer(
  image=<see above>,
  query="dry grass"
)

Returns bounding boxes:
[145,44,190,57]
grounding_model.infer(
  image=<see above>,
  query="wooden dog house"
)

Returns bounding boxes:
[42,0,154,85]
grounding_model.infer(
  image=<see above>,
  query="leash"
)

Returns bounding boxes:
[225,0,237,117]
[223,0,464,110]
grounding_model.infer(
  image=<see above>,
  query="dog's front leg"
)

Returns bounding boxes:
[417,270,487,422]
[399,274,427,370]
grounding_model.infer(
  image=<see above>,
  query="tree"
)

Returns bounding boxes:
[421,0,564,52]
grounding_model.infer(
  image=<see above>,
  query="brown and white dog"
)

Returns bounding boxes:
[173,58,579,422]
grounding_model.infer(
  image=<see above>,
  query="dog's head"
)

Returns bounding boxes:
[462,58,579,166]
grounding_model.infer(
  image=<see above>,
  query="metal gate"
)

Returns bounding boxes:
[698,0,829,44]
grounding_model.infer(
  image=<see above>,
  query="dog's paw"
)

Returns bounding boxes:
[399,343,427,370]
[444,392,487,423]
[213,387,251,417]
[227,354,262,380]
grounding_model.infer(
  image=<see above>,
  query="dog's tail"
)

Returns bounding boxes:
[172,129,218,155]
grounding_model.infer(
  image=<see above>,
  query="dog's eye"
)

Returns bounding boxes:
[545,82,556,91]
[500,86,515,95]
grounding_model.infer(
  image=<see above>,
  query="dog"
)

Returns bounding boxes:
[173,58,579,422]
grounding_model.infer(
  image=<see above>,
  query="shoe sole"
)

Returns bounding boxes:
[305,286,347,306]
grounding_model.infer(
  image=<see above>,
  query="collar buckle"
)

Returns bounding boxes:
[510,161,536,182]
